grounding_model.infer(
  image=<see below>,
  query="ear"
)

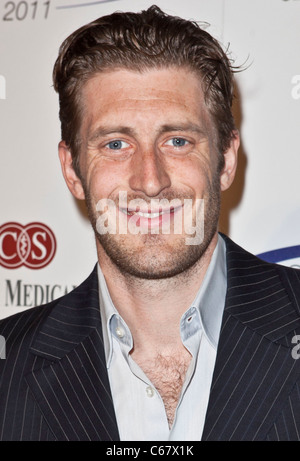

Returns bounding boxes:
[220,131,240,192]
[58,141,85,200]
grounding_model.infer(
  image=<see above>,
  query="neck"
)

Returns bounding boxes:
[97,232,218,352]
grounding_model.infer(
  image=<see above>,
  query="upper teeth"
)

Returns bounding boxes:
[137,211,161,218]
[123,209,168,218]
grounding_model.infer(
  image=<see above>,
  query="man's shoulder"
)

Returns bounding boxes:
[0,298,58,366]
[222,233,300,299]
[222,234,300,274]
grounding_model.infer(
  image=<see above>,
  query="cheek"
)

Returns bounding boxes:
[85,161,129,203]
[172,156,214,195]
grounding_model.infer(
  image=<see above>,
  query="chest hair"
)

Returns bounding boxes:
[133,349,192,428]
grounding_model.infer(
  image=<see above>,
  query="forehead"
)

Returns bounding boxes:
[81,67,209,125]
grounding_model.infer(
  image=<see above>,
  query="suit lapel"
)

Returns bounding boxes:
[202,236,300,440]
[26,266,120,441]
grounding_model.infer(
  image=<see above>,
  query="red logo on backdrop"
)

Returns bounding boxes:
[0,222,56,269]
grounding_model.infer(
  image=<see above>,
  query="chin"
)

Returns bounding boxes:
[96,231,216,280]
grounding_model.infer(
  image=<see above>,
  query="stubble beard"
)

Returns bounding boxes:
[83,179,221,281]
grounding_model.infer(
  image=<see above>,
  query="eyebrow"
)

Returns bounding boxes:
[88,122,207,143]
[88,126,136,143]
[160,123,207,137]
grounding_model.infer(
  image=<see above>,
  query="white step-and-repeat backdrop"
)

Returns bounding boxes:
[1,0,299,318]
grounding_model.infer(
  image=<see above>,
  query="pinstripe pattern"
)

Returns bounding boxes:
[0,305,58,440]
[1,235,300,440]
[0,268,119,441]
[202,236,300,440]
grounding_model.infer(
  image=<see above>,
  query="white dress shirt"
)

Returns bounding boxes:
[97,234,227,441]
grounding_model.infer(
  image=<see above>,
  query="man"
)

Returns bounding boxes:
[1,6,300,441]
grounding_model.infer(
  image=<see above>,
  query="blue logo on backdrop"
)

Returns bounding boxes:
[257,245,300,265]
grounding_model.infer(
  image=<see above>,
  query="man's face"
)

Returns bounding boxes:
[61,67,238,279]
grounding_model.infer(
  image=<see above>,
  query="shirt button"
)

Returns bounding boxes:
[115,326,125,338]
[146,386,155,398]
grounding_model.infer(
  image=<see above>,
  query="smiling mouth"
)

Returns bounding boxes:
[119,206,182,218]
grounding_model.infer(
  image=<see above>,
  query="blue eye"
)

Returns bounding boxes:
[166,138,188,147]
[107,140,129,150]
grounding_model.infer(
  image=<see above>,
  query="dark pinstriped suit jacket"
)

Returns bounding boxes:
[1,235,300,441]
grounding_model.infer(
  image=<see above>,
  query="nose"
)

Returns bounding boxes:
[128,147,171,197]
